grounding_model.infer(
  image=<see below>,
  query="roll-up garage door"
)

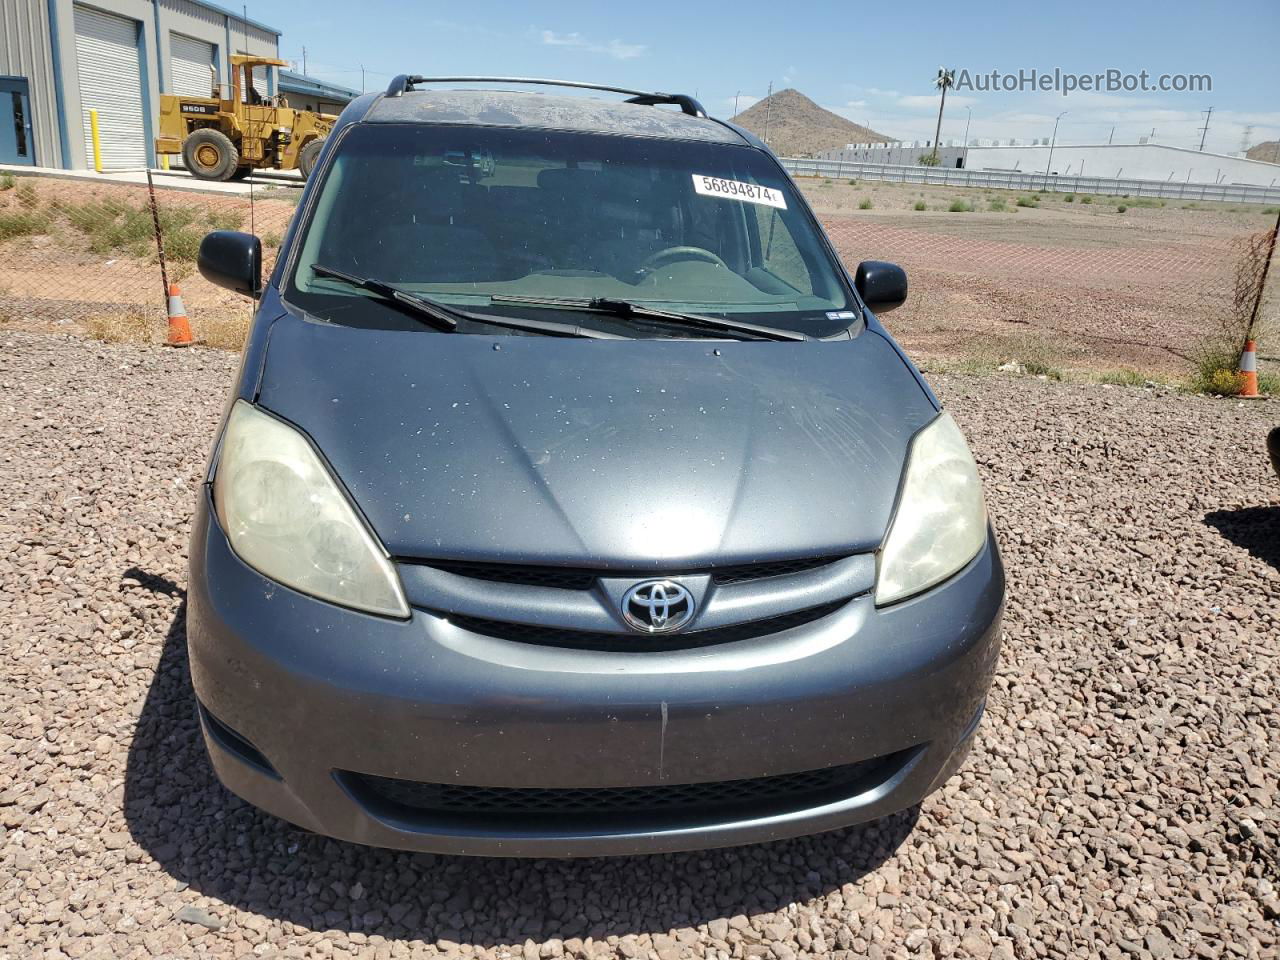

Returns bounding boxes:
[171,33,216,98]
[74,5,146,170]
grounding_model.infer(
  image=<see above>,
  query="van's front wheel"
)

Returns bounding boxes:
[183,129,239,181]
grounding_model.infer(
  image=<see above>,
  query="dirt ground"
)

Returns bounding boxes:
[795,178,1279,376]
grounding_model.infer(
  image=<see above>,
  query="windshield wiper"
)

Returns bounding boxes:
[488,295,809,342]
[310,265,623,339]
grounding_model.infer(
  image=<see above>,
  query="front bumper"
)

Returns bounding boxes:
[186,494,1005,857]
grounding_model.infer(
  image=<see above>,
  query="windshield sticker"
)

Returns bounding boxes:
[826,310,858,320]
[692,175,787,209]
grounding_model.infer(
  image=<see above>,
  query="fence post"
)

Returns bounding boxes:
[89,109,103,174]
[146,169,170,309]
[1246,208,1280,346]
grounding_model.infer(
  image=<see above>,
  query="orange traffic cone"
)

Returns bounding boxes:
[1239,339,1260,398]
[165,283,193,347]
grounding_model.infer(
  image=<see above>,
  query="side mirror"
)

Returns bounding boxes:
[198,230,261,297]
[854,260,908,313]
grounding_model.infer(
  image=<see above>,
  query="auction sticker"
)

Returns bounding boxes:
[693,174,787,209]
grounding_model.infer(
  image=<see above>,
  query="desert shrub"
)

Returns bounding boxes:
[1064,194,1075,202]
[15,181,38,208]
[948,199,972,212]
[1080,195,1093,204]
[916,153,940,166]
[913,200,927,211]
[85,310,153,344]
[0,209,50,240]
[858,197,873,210]
[988,197,1007,212]
[1117,205,1128,213]
[1096,369,1148,387]
[1015,196,1037,208]
[208,209,244,231]
[0,173,14,191]
[1022,360,1063,380]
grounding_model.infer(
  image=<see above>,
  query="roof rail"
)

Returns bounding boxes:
[383,75,707,118]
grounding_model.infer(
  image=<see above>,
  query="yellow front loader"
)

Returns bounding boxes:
[155,55,335,181]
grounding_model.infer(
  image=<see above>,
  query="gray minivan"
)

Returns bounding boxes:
[188,77,1004,857]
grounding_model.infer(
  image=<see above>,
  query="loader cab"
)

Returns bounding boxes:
[226,55,284,108]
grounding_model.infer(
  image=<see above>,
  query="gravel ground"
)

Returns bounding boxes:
[1,331,1277,960]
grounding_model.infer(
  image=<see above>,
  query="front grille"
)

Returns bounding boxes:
[417,555,844,591]
[446,599,847,651]
[344,750,908,824]
[710,555,843,584]
[429,561,597,591]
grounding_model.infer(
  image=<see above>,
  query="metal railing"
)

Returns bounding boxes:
[779,157,1280,206]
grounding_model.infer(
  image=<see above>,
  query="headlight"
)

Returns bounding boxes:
[876,412,987,605]
[212,400,409,618]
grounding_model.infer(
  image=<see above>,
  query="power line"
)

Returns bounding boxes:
[1197,106,1213,151]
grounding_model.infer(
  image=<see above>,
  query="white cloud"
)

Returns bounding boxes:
[726,94,761,115]
[538,29,647,60]
[896,93,979,111]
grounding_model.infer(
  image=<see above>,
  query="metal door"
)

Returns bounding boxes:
[73,5,146,170]
[0,77,35,165]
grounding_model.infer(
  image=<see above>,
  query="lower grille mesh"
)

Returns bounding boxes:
[347,751,905,821]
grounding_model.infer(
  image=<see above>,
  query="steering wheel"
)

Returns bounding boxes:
[639,246,728,271]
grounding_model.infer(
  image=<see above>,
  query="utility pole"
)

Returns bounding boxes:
[962,106,972,168]
[1198,107,1213,151]
[763,81,773,145]
[930,67,955,164]
[360,64,366,93]
[1045,110,1067,190]
[302,46,307,76]
[1108,125,1115,145]
[734,90,740,116]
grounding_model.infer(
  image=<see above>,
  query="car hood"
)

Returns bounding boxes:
[255,311,938,566]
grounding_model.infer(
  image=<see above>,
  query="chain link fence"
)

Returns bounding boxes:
[819,212,1273,374]
[0,173,297,348]
[0,171,1275,378]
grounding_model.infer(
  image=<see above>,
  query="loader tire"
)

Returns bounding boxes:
[298,139,324,179]
[182,129,239,182]
[228,166,252,181]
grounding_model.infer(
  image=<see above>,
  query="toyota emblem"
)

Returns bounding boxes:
[621,579,696,634]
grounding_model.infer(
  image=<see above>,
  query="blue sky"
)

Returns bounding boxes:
[249,0,1279,156]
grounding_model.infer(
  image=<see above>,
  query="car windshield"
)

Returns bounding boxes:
[284,121,857,337]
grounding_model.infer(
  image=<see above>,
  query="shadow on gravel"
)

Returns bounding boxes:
[124,571,918,945]
[1204,507,1280,571]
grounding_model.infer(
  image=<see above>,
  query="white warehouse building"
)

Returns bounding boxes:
[818,141,1280,189]
[0,0,280,171]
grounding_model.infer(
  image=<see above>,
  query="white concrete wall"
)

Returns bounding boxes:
[819,142,1280,188]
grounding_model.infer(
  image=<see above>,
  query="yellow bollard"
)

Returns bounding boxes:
[89,109,103,173]
[160,154,169,171]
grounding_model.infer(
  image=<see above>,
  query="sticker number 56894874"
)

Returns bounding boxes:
[692,175,787,210]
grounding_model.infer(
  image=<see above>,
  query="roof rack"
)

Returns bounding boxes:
[383,75,707,118]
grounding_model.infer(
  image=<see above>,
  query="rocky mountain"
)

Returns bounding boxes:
[729,89,891,157]
[1246,141,1280,164]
